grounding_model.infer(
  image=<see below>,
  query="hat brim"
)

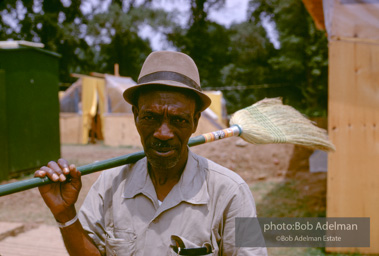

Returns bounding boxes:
[123,80,212,112]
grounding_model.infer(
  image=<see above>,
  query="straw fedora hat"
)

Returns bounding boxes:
[123,51,211,111]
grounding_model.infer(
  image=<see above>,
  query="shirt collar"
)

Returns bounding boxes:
[122,157,156,200]
[122,149,209,206]
[175,150,209,205]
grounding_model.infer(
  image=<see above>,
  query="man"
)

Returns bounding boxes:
[35,51,267,255]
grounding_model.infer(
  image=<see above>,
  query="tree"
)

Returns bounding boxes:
[87,2,173,80]
[0,0,92,82]
[248,0,329,116]
[167,0,230,87]
[219,21,277,113]
[0,0,173,82]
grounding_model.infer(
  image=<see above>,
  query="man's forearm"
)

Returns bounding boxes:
[59,220,101,256]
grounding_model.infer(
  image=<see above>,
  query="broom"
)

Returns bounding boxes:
[0,98,335,197]
[230,98,335,152]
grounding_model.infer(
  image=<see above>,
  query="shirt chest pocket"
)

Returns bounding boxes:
[105,229,136,256]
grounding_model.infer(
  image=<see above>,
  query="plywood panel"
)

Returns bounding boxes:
[103,114,141,147]
[59,113,83,144]
[327,40,379,253]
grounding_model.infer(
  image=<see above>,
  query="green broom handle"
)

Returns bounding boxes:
[0,125,242,197]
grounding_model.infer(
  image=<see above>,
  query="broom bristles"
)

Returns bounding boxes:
[230,98,335,152]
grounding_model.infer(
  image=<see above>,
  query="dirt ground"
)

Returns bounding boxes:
[0,136,327,226]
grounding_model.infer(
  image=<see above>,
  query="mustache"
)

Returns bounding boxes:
[150,141,176,149]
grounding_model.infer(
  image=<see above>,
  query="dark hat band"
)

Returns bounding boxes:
[138,71,201,91]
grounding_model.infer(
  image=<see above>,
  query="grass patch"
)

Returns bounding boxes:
[250,177,367,256]
[252,178,325,218]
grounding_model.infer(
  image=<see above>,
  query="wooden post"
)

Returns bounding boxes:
[114,63,119,76]
[327,39,379,254]
[302,0,325,30]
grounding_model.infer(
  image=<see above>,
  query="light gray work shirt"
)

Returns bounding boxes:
[78,150,267,255]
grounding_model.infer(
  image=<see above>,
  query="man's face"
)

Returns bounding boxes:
[133,89,200,170]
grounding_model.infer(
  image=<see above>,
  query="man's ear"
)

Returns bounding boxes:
[192,111,201,133]
[132,106,139,123]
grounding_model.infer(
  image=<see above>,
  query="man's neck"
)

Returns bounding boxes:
[148,151,189,201]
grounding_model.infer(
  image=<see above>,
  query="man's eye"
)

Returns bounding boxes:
[174,118,188,123]
[142,116,154,120]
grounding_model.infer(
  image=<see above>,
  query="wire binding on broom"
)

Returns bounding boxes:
[230,98,335,152]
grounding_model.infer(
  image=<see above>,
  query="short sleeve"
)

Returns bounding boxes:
[78,173,107,255]
[221,183,268,256]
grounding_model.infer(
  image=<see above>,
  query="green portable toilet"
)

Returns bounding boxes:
[0,41,61,181]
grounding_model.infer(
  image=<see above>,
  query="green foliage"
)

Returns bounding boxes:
[253,179,326,218]
[168,21,230,87]
[167,0,230,87]
[166,0,328,116]
[248,0,329,117]
[219,21,278,113]
[0,0,91,82]
[86,3,153,80]
[0,0,173,82]
[0,0,328,116]
[89,3,175,80]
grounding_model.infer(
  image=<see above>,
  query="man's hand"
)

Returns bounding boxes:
[34,160,100,255]
[34,159,82,223]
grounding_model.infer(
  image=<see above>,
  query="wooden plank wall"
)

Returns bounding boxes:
[327,40,379,253]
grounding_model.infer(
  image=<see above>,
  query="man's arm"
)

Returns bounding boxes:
[59,215,101,256]
[222,183,268,256]
[34,159,101,256]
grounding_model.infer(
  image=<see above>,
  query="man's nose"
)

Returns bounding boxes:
[154,122,174,141]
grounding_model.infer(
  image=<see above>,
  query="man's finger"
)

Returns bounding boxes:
[34,170,47,178]
[68,164,82,191]
[68,164,80,178]
[40,166,60,182]
[47,161,66,182]
[57,158,70,175]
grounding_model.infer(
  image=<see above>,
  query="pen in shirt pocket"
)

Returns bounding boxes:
[172,246,211,255]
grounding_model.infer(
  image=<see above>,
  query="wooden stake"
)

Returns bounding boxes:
[114,63,119,76]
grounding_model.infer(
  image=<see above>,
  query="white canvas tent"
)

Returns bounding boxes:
[60,74,136,114]
[59,74,136,144]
